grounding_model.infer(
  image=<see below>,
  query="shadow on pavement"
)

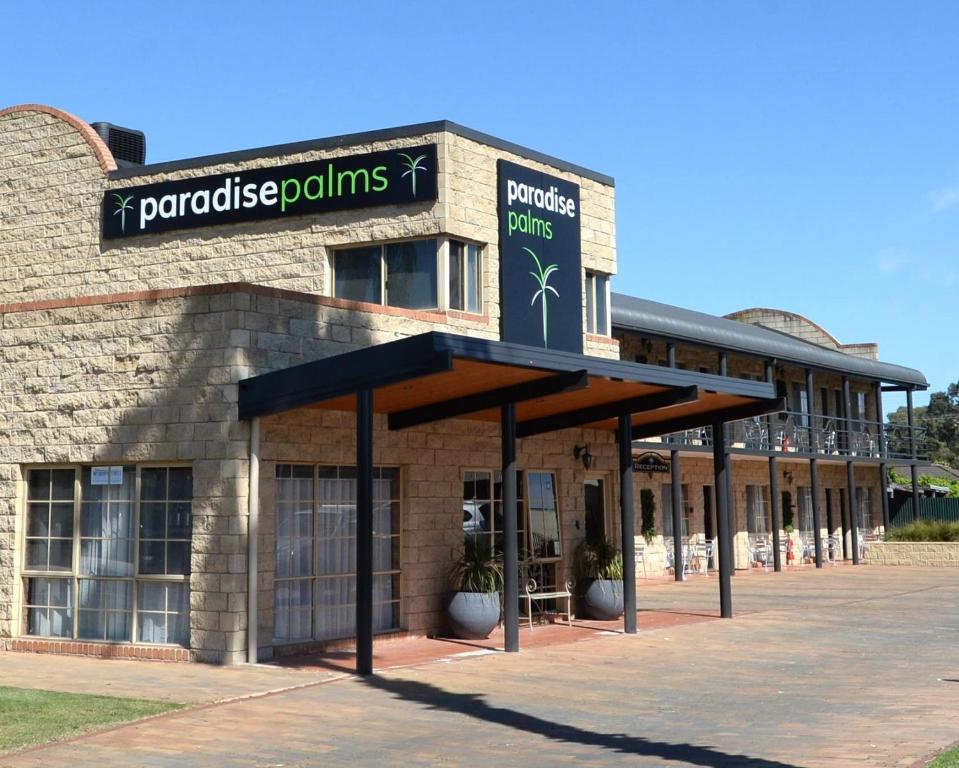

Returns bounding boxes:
[364,676,799,768]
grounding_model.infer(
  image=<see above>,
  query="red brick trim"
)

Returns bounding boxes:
[0,104,117,173]
[0,281,493,327]
[9,637,189,662]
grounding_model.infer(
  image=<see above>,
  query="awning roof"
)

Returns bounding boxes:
[611,293,928,388]
[238,332,782,438]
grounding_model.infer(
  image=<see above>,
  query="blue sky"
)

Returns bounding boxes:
[8,1,955,411]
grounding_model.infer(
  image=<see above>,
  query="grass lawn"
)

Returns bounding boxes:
[0,686,182,753]
[930,746,959,768]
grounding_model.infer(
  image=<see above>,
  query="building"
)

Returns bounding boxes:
[0,104,927,668]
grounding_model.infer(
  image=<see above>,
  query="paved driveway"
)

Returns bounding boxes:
[3,567,958,767]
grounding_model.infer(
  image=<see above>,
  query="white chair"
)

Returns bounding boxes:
[634,540,648,578]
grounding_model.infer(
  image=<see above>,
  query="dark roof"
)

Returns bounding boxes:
[611,293,927,387]
[108,120,614,186]
[890,462,959,482]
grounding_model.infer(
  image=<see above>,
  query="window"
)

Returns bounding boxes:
[746,485,768,534]
[791,382,810,428]
[855,486,872,530]
[584,271,609,335]
[527,472,562,560]
[274,464,401,644]
[463,469,554,560]
[661,483,691,539]
[333,238,481,312]
[23,466,191,647]
[449,240,481,313]
[797,486,814,533]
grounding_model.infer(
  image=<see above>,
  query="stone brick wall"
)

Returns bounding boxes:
[0,107,619,360]
[725,308,879,360]
[864,541,959,567]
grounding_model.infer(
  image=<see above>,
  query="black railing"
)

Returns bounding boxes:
[640,410,930,461]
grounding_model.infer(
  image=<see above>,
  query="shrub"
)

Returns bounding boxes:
[449,538,503,593]
[640,488,656,542]
[885,521,959,542]
[574,538,624,581]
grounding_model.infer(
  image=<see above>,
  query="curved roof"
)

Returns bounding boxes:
[0,104,117,173]
[611,293,927,388]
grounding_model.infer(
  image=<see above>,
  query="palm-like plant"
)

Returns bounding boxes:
[450,538,504,593]
[112,193,134,233]
[525,247,559,347]
[398,152,428,196]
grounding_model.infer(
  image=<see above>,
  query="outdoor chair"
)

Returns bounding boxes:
[634,539,648,578]
[748,534,771,570]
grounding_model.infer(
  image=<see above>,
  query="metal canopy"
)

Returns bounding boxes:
[237,331,781,432]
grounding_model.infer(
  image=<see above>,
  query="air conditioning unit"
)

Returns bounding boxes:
[91,122,146,167]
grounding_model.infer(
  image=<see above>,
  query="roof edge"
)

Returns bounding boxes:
[107,119,615,186]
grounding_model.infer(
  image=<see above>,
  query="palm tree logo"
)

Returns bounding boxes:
[398,152,428,196]
[526,247,559,347]
[112,193,134,233]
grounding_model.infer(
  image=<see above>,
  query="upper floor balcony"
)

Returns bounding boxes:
[636,409,930,462]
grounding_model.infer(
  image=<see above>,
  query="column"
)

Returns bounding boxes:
[907,387,920,522]
[619,415,637,634]
[807,369,823,567]
[356,389,374,675]
[501,403,519,652]
[713,421,732,618]
[671,449,683,582]
[769,456,782,572]
[875,382,890,530]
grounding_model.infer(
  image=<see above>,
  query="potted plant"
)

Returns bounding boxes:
[447,538,504,639]
[573,538,624,620]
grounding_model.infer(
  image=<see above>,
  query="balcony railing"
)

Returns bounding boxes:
[637,410,930,461]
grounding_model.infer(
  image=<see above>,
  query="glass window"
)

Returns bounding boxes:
[273,464,401,644]
[385,240,437,309]
[23,465,192,647]
[25,468,75,572]
[746,485,768,534]
[855,486,872,530]
[462,469,525,557]
[334,246,382,304]
[797,486,814,533]
[661,483,690,539]
[527,472,561,560]
[449,240,481,313]
[585,271,609,335]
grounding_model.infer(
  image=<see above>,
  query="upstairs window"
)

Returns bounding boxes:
[333,238,481,312]
[584,271,609,335]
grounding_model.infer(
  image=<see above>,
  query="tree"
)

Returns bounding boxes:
[887,381,959,468]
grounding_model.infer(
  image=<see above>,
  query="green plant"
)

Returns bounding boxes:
[573,538,624,581]
[781,490,794,530]
[640,488,656,542]
[525,247,559,347]
[398,152,428,196]
[885,520,959,542]
[449,538,503,593]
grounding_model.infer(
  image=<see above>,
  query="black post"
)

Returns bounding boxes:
[875,382,890,531]
[671,449,684,582]
[765,360,775,450]
[356,389,374,676]
[713,421,732,618]
[907,388,920,522]
[619,415,637,634]
[769,456,782,572]
[501,403,519,652]
[718,352,735,576]
[848,460,860,565]
[807,369,823,568]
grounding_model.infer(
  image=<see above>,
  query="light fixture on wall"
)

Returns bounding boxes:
[784,470,794,485]
[574,444,593,470]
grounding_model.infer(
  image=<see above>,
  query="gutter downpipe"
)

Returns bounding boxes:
[247,417,260,664]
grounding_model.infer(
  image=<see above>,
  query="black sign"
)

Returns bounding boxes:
[103,144,438,239]
[633,453,670,473]
[497,160,582,353]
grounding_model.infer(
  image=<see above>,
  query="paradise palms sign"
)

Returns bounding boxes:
[497,159,582,354]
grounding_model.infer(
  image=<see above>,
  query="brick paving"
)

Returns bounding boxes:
[2,566,957,767]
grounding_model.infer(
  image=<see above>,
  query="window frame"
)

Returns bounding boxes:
[331,237,483,313]
[746,485,769,535]
[584,270,610,336]
[661,483,692,539]
[273,463,403,645]
[20,463,192,647]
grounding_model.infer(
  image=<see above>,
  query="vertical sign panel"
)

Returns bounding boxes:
[498,160,582,354]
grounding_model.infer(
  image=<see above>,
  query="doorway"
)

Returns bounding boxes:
[584,476,608,546]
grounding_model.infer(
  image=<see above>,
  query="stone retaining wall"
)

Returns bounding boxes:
[864,541,959,567]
